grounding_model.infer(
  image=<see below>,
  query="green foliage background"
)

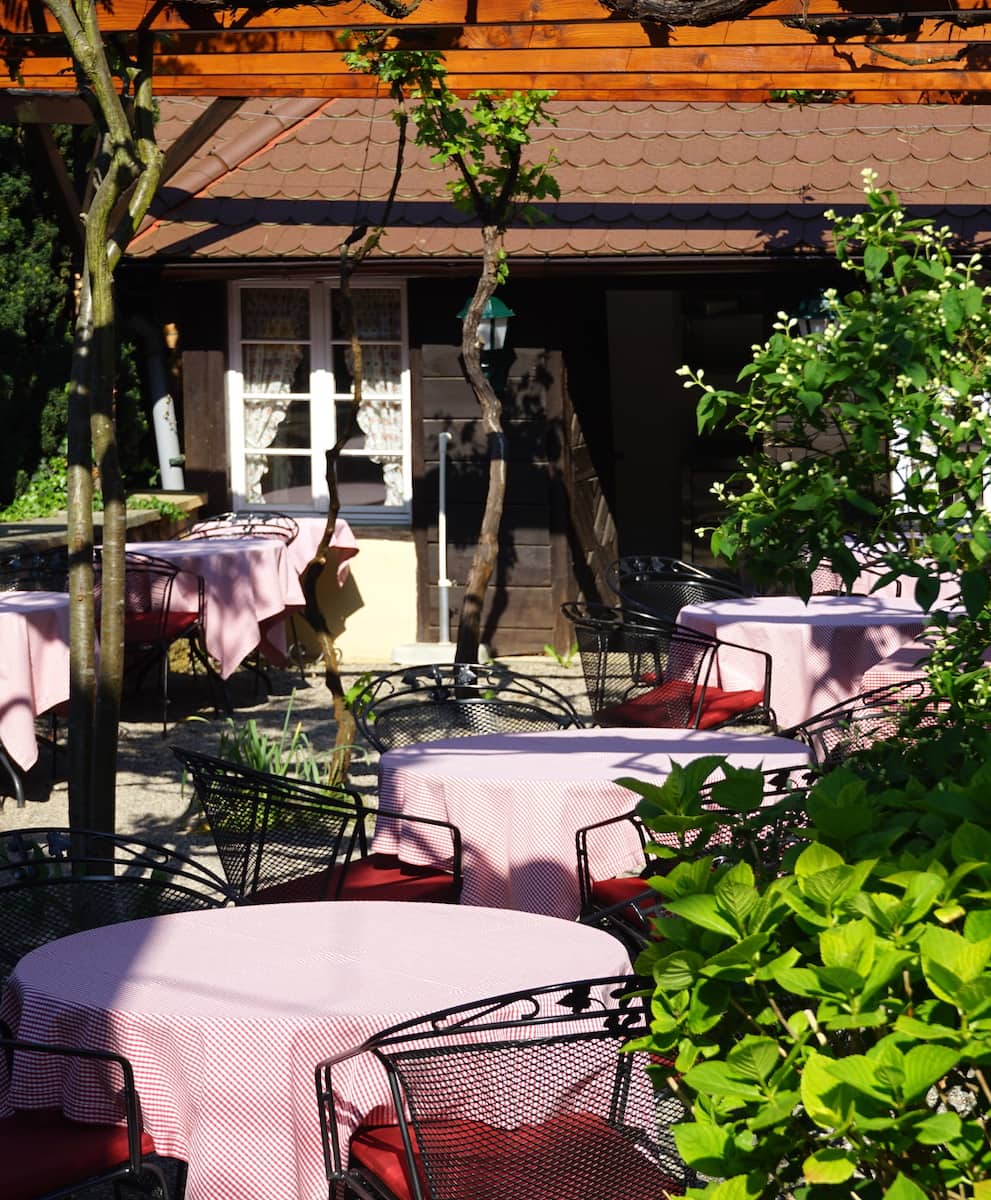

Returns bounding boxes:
[0,124,159,520]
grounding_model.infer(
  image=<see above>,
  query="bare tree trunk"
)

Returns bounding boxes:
[300,99,410,782]
[66,274,97,833]
[454,225,505,663]
[46,0,165,832]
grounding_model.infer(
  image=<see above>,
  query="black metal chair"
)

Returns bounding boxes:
[562,601,773,730]
[780,679,939,769]
[605,555,746,624]
[173,747,462,905]
[0,546,69,593]
[178,510,300,544]
[0,827,233,988]
[314,975,693,1200]
[94,550,228,735]
[575,770,807,954]
[350,662,585,754]
[1,1031,183,1200]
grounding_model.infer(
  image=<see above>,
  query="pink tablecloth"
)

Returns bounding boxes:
[860,638,991,692]
[126,537,294,678]
[2,902,629,1200]
[677,596,929,728]
[286,516,359,587]
[374,727,811,919]
[0,591,69,771]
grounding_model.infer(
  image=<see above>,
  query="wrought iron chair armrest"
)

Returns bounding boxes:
[574,808,646,912]
[0,1036,146,1170]
[360,802,463,882]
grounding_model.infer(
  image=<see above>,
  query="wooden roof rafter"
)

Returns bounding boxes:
[4,0,991,101]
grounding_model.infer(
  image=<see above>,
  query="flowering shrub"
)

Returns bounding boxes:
[678,173,991,716]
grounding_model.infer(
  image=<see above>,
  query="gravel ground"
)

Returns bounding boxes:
[4,652,591,877]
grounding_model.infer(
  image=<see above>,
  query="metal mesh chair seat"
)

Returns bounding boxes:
[605,555,746,624]
[95,550,227,734]
[0,547,69,593]
[0,1034,179,1200]
[316,976,693,1200]
[173,747,462,904]
[562,602,772,730]
[179,511,299,544]
[780,679,941,769]
[351,663,584,754]
[0,827,233,987]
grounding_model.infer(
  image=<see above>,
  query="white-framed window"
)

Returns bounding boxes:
[227,279,411,523]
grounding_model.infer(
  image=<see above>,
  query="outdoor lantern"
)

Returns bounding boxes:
[794,291,829,336]
[456,295,515,394]
[457,295,515,352]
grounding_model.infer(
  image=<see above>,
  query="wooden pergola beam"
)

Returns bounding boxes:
[4,0,991,100]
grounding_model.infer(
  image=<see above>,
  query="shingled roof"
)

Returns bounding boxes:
[131,99,991,264]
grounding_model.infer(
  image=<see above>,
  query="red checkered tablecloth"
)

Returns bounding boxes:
[373,727,812,919]
[677,595,931,727]
[2,903,630,1200]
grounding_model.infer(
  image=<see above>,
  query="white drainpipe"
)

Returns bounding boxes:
[437,430,453,644]
[132,317,185,490]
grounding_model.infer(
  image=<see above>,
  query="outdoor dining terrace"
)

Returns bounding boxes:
[0,526,965,1200]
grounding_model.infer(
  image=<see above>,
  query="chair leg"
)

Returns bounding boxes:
[185,631,233,716]
[160,647,170,738]
[0,740,25,808]
[288,612,307,684]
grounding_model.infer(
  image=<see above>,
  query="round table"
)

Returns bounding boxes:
[0,590,69,773]
[126,537,293,678]
[374,726,812,918]
[677,595,930,727]
[3,901,630,1200]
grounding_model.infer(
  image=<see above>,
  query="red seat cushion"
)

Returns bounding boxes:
[350,1111,684,1200]
[251,853,458,905]
[2,1108,154,1200]
[590,874,656,909]
[600,680,764,730]
[125,610,197,644]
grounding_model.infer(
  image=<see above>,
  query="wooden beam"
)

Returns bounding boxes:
[6,0,991,101]
[0,90,91,122]
[8,0,991,34]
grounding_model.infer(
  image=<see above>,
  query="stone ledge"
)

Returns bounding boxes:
[0,491,208,553]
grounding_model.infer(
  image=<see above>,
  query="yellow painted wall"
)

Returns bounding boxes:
[293,534,418,665]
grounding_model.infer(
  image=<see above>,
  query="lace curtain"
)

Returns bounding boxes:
[241,290,308,501]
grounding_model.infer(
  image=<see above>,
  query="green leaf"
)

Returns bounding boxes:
[672,1120,733,1175]
[726,1036,779,1082]
[913,1109,962,1145]
[803,1148,857,1184]
[824,1052,898,1102]
[914,573,940,611]
[665,895,739,938]
[794,842,844,878]
[655,949,704,991]
[882,1173,929,1200]
[961,569,991,619]
[902,1043,961,1102]
[683,1059,764,1101]
[800,1050,855,1129]
[864,242,888,278]
[819,918,875,975]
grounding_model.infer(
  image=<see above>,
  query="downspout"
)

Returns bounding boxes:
[131,316,185,490]
[437,430,453,644]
